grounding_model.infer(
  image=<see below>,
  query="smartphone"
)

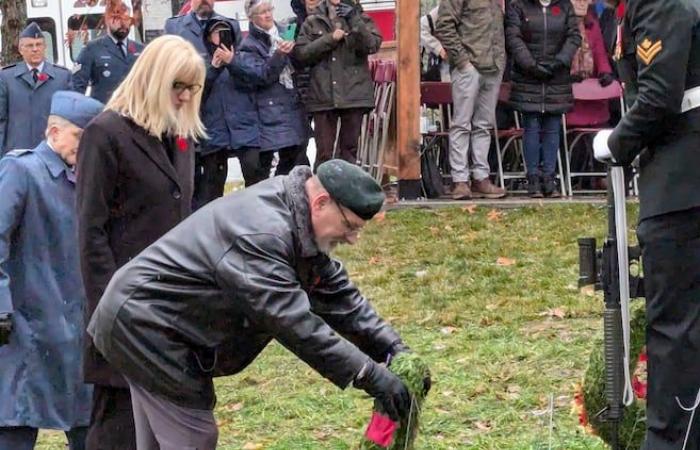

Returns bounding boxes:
[280,23,296,41]
[219,29,234,50]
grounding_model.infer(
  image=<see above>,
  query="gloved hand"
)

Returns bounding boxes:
[570,73,584,83]
[539,59,565,75]
[0,313,12,347]
[354,359,411,421]
[386,342,432,395]
[335,1,357,18]
[530,63,553,81]
[598,72,614,87]
[593,129,615,163]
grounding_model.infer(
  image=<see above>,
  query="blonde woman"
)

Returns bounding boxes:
[75,35,206,450]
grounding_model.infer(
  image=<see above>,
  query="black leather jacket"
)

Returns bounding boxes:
[87,167,401,409]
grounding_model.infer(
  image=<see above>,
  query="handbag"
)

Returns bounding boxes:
[420,139,445,199]
[421,14,442,82]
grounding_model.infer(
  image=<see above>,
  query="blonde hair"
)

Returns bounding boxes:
[106,35,206,140]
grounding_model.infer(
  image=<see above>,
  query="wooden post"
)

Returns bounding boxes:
[395,0,421,199]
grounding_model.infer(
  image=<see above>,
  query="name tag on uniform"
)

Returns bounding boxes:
[100,55,112,59]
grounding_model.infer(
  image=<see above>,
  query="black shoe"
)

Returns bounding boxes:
[542,175,561,198]
[527,174,543,198]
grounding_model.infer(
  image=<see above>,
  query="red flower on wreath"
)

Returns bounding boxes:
[176,136,189,152]
[551,5,561,16]
[37,72,48,82]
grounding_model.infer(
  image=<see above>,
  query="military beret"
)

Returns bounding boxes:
[20,22,44,39]
[50,91,104,129]
[316,159,384,220]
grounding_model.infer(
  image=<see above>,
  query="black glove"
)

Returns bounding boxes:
[570,73,584,83]
[0,313,12,347]
[386,342,432,395]
[354,360,411,421]
[530,63,553,81]
[598,72,614,87]
[539,59,565,74]
[335,2,357,18]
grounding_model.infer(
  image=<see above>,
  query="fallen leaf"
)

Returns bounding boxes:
[496,257,516,266]
[474,420,492,431]
[479,316,494,326]
[430,226,440,236]
[224,402,244,412]
[415,270,428,278]
[461,204,477,214]
[487,209,504,222]
[373,211,386,222]
[242,443,264,450]
[539,308,567,319]
[440,326,457,335]
[368,256,381,265]
[444,224,453,232]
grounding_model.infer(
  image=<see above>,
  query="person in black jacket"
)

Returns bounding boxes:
[87,160,429,449]
[594,1,700,447]
[505,0,581,197]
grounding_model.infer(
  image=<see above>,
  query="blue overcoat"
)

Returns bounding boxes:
[0,61,72,154]
[0,142,92,429]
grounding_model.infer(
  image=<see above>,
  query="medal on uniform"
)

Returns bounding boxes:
[103,70,111,78]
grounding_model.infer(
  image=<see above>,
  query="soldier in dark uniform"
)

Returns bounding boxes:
[165,0,243,210]
[593,0,700,447]
[72,1,144,104]
[0,22,72,155]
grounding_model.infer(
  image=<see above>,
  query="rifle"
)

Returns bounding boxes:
[577,166,644,450]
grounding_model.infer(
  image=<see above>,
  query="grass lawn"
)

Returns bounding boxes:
[38,202,639,449]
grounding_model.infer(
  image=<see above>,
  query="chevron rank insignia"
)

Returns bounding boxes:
[637,38,662,65]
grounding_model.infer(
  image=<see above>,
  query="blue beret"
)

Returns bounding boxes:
[20,22,44,39]
[316,159,385,220]
[50,91,104,129]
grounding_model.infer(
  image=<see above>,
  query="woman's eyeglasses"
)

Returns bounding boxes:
[172,81,202,95]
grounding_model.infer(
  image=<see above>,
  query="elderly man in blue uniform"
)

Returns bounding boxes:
[593,0,700,447]
[0,22,72,155]
[0,91,103,450]
[72,1,144,103]
[165,0,243,209]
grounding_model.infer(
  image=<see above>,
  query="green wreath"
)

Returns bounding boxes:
[358,352,430,450]
[576,304,647,449]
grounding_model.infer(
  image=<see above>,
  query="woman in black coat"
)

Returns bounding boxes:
[75,35,205,449]
[506,0,581,197]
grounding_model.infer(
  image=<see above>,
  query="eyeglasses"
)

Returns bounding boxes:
[333,200,362,234]
[172,81,202,95]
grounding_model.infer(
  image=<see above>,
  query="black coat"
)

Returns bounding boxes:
[609,0,700,220]
[87,167,402,409]
[76,110,194,387]
[505,0,581,114]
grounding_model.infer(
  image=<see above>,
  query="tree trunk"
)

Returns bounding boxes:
[0,0,27,66]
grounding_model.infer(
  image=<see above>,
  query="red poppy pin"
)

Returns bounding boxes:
[37,72,48,82]
[128,42,136,54]
[176,136,189,152]
[551,5,561,16]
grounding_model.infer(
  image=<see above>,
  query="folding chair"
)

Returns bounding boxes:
[563,79,623,196]
[358,60,389,170]
[420,81,453,186]
[369,61,396,181]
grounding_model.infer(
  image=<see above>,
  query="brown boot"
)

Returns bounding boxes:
[471,178,506,199]
[452,181,472,200]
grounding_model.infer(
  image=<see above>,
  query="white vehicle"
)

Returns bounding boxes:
[1,0,136,67]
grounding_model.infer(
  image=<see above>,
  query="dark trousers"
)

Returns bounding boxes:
[312,108,364,170]
[638,207,700,449]
[86,386,136,450]
[193,151,229,210]
[0,426,88,450]
[239,146,309,187]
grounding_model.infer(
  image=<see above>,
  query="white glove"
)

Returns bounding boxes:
[593,129,615,163]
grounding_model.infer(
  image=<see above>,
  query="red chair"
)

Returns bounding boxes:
[563,78,623,195]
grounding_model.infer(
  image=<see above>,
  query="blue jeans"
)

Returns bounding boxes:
[522,113,562,177]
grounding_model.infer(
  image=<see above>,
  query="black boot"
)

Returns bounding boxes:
[542,174,561,198]
[527,174,543,198]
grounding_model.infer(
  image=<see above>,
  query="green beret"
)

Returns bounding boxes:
[316,160,384,220]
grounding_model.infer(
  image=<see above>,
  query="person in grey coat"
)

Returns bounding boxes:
[87,160,429,450]
[71,1,144,104]
[0,91,103,450]
[0,22,72,155]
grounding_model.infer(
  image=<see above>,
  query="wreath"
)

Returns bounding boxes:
[573,304,647,449]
